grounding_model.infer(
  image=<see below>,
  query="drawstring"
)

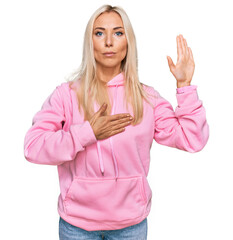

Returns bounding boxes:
[95,101,105,176]
[110,84,119,181]
[95,84,120,181]
[97,140,104,175]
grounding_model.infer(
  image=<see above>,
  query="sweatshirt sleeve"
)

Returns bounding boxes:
[153,85,209,152]
[24,85,97,165]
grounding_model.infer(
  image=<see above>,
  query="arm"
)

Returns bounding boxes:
[153,86,209,152]
[24,85,97,165]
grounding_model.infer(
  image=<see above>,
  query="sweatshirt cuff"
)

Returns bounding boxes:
[70,121,97,148]
[176,85,199,107]
[176,85,197,94]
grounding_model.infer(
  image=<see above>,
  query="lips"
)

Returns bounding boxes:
[103,52,116,54]
[103,52,116,56]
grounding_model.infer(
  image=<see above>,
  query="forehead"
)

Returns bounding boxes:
[93,11,123,28]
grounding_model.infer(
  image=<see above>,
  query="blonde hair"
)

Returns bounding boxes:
[66,4,155,125]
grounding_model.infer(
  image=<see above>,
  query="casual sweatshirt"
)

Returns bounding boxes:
[24,72,209,231]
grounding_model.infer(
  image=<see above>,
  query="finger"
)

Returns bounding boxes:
[98,103,107,114]
[183,37,189,56]
[108,128,126,137]
[113,119,132,129]
[103,116,131,133]
[180,35,186,55]
[177,35,182,61]
[108,120,132,133]
[108,116,133,130]
[108,113,132,121]
[117,116,133,124]
[119,117,133,125]
[167,56,175,70]
[99,127,125,140]
[188,47,194,61]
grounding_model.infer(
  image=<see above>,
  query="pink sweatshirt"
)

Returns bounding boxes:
[24,72,209,230]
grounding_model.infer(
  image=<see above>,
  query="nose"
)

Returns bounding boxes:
[105,32,113,47]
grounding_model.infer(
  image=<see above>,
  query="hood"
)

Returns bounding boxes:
[95,72,125,182]
[106,71,125,87]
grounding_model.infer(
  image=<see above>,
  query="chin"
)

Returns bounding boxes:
[99,62,121,68]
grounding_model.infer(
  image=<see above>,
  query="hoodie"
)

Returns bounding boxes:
[24,72,209,231]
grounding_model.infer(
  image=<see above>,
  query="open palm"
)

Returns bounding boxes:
[167,34,195,88]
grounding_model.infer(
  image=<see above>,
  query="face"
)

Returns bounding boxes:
[92,11,128,71]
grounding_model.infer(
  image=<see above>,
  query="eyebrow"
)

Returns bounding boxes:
[94,26,124,30]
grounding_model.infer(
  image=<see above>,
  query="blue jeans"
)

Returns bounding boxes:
[59,217,148,240]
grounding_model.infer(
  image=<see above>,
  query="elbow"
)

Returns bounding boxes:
[179,121,210,153]
[24,154,39,165]
[24,146,64,166]
[24,154,63,166]
[186,130,210,153]
[187,140,208,153]
[24,147,42,165]
[192,123,210,153]
[24,146,37,164]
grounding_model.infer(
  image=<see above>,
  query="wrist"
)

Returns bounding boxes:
[177,81,191,88]
[176,85,197,94]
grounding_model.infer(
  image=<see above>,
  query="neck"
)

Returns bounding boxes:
[96,65,121,83]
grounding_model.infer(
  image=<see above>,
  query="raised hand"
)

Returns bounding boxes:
[167,34,195,88]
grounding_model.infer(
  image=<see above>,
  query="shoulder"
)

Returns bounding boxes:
[140,82,160,98]
[57,81,72,92]
[140,82,161,108]
[41,81,73,110]
[55,80,78,99]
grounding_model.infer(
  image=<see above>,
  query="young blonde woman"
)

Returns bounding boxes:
[24,4,209,240]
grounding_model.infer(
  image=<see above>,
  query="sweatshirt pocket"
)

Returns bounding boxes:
[64,176,146,222]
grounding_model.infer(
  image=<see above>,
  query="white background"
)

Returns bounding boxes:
[1,0,232,239]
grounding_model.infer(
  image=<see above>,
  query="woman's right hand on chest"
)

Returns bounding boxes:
[89,103,133,140]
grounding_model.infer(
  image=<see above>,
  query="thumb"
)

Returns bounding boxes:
[98,103,107,115]
[167,56,175,71]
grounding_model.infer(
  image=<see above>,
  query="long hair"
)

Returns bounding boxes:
[66,4,155,125]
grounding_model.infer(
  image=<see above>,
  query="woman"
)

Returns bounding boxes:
[24,4,209,240]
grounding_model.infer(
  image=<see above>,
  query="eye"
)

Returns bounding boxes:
[95,31,103,36]
[115,31,123,36]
